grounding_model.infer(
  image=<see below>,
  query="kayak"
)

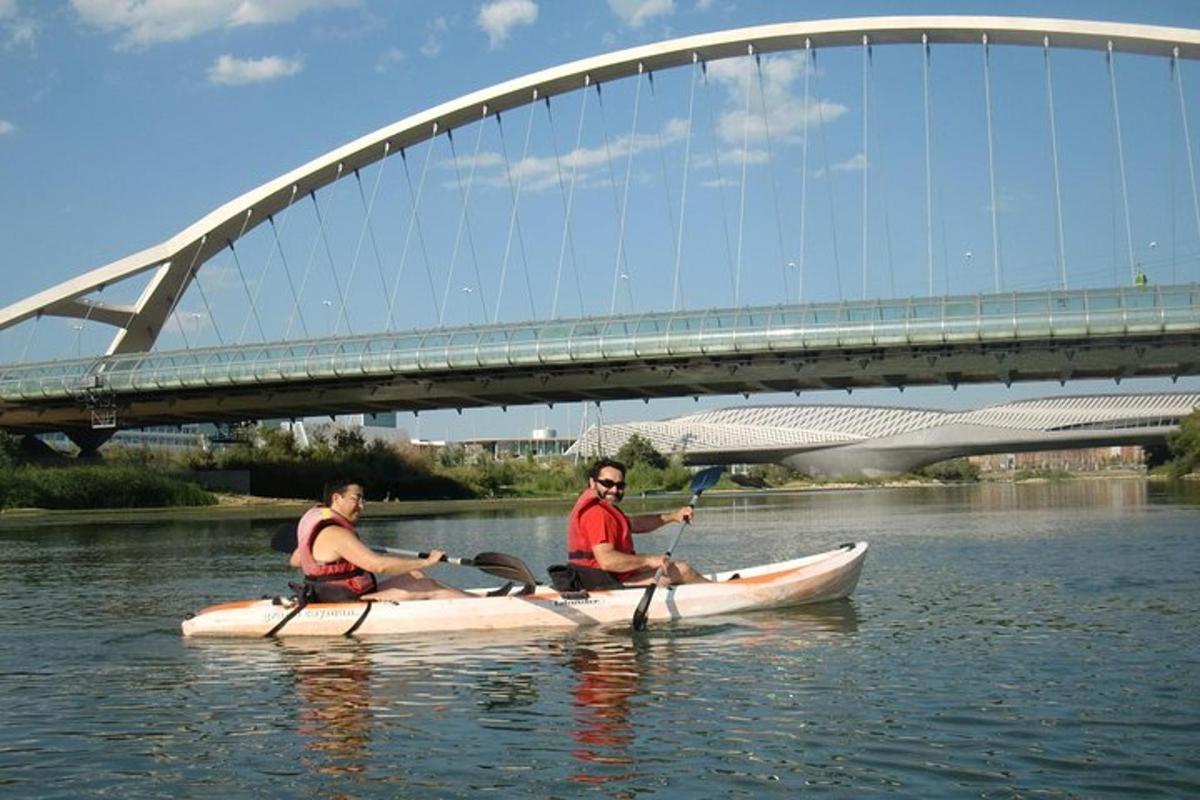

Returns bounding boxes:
[181,541,868,638]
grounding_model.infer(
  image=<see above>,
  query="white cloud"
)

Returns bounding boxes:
[831,153,867,172]
[694,0,716,10]
[70,0,357,48]
[2,0,37,51]
[608,0,675,28]
[374,46,405,73]
[438,117,690,193]
[477,0,537,49]
[207,54,303,86]
[0,120,15,135]
[421,15,448,57]
[706,53,846,146]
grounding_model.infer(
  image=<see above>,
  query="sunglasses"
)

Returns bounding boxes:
[595,478,626,490]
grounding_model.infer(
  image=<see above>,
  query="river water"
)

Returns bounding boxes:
[1,480,1197,798]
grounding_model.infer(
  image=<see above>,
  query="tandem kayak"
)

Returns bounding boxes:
[181,541,868,638]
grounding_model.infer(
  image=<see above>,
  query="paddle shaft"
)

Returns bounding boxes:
[631,489,702,630]
[268,523,536,585]
[375,545,470,567]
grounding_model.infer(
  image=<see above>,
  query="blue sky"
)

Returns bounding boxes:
[2,0,1199,442]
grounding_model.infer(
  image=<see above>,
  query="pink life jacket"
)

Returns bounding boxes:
[566,490,637,579]
[295,506,376,597]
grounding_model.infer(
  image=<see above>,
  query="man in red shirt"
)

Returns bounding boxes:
[567,458,710,585]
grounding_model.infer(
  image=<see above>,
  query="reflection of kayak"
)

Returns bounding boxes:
[181,542,868,638]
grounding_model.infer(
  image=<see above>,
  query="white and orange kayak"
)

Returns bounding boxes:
[181,542,868,638]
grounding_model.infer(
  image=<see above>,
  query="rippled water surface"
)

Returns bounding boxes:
[2,480,1198,798]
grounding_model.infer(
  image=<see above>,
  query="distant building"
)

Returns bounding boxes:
[460,428,575,459]
[969,446,1147,472]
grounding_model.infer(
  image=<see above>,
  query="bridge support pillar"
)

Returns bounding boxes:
[65,427,116,458]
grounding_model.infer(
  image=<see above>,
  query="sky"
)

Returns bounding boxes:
[2,0,1200,443]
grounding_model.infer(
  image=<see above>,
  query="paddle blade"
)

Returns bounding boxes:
[269,523,296,554]
[469,551,539,587]
[689,466,725,494]
[632,585,654,631]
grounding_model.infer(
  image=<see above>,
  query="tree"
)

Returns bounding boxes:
[1166,408,1200,477]
[616,433,668,469]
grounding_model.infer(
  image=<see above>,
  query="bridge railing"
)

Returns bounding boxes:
[1,284,1197,402]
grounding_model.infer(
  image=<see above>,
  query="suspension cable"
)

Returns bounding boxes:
[735,44,753,308]
[284,198,325,339]
[350,145,391,317]
[982,33,1001,293]
[867,41,897,298]
[610,66,644,315]
[1174,47,1200,262]
[923,34,934,297]
[165,231,216,348]
[388,130,440,330]
[493,99,537,322]
[515,103,537,319]
[701,61,738,299]
[755,52,791,301]
[548,87,586,318]
[862,35,870,299]
[1044,37,1069,289]
[1107,41,1137,285]
[813,49,844,301]
[269,207,309,339]
[310,171,354,336]
[594,82,630,314]
[647,70,680,309]
[227,210,265,342]
[243,185,301,343]
[442,119,490,324]
[800,39,812,304]
[671,55,699,311]
[17,314,41,364]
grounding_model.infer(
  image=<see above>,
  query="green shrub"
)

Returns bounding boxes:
[0,464,216,509]
[915,458,981,483]
[1167,408,1200,477]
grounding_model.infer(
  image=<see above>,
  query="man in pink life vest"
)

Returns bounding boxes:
[567,458,710,586]
[290,478,475,602]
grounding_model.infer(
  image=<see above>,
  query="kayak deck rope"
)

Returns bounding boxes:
[342,601,374,636]
[263,594,309,638]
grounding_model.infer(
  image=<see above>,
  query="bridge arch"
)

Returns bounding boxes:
[2,15,1199,356]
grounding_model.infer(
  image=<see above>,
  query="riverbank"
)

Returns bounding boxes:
[2,468,1176,528]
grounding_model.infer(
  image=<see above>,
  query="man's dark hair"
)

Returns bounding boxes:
[322,477,364,505]
[588,458,627,480]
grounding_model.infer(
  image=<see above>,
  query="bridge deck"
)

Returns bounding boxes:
[1,284,1197,435]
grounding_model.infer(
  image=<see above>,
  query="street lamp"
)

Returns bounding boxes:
[321,299,333,334]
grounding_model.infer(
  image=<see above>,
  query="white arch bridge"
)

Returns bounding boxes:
[2,16,1200,450]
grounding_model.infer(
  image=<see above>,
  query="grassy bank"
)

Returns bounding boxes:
[0,464,217,511]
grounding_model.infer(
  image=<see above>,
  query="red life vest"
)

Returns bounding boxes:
[567,490,636,578]
[295,506,376,597]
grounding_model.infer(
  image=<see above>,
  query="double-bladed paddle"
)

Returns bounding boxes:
[631,465,725,631]
[268,524,538,587]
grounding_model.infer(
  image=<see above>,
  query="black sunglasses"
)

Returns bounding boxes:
[595,478,627,490]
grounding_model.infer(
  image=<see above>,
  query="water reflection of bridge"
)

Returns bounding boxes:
[569,392,1200,477]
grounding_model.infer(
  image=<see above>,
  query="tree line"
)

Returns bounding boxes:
[2,408,1198,510]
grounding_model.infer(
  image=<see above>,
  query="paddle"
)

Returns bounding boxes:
[631,465,725,631]
[268,524,538,587]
